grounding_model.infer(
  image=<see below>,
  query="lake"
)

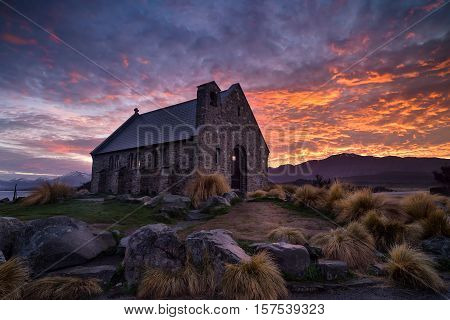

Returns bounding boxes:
[0,190,31,201]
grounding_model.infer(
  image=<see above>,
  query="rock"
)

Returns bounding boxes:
[48,265,117,285]
[75,189,91,197]
[0,217,26,257]
[304,243,323,263]
[16,216,116,275]
[316,259,348,281]
[369,263,388,277]
[105,195,116,200]
[185,210,211,221]
[186,229,250,286]
[116,194,141,203]
[0,250,5,264]
[145,194,191,217]
[251,242,310,278]
[116,235,130,256]
[136,196,152,204]
[422,236,450,259]
[222,191,240,204]
[123,224,185,285]
[0,197,10,203]
[201,196,230,209]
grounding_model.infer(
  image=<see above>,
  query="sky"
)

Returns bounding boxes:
[0,0,449,179]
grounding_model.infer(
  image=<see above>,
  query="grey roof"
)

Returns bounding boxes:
[92,99,197,155]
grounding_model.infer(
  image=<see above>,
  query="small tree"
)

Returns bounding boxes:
[433,166,450,187]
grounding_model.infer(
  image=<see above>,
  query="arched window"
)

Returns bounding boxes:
[152,149,158,168]
[115,155,120,168]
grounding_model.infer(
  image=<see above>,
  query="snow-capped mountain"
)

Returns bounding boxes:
[0,171,91,190]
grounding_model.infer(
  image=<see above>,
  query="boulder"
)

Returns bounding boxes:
[251,242,310,278]
[0,217,26,257]
[136,196,152,204]
[145,194,191,216]
[422,236,450,259]
[199,196,231,215]
[116,235,130,256]
[185,210,211,221]
[316,259,348,280]
[186,229,250,285]
[16,216,116,275]
[123,224,185,285]
[369,263,388,277]
[48,265,117,285]
[222,191,240,204]
[0,250,5,264]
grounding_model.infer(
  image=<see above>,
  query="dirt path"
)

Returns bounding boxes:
[178,201,334,242]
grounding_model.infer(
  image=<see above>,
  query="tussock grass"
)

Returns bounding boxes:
[23,277,102,299]
[336,189,385,223]
[387,244,445,292]
[294,185,326,207]
[267,226,307,245]
[324,181,346,210]
[401,193,438,220]
[185,173,230,208]
[266,188,286,200]
[420,209,450,239]
[0,258,29,300]
[247,190,267,199]
[137,268,187,299]
[311,222,375,270]
[221,252,288,300]
[281,184,298,194]
[362,210,407,251]
[23,181,74,206]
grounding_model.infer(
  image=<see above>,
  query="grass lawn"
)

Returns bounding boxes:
[0,199,171,232]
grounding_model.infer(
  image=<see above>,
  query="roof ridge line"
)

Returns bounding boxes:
[140,98,197,116]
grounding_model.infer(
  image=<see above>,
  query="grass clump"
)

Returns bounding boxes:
[137,268,187,299]
[221,251,288,299]
[247,190,267,199]
[401,193,438,220]
[325,181,347,210]
[185,173,230,208]
[420,209,450,239]
[311,222,375,270]
[386,244,445,292]
[281,184,298,194]
[362,210,407,252]
[23,277,102,299]
[336,189,384,223]
[294,185,326,207]
[0,258,29,299]
[266,187,286,200]
[23,181,74,206]
[267,226,307,245]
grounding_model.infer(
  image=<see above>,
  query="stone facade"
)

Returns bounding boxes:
[90,81,269,196]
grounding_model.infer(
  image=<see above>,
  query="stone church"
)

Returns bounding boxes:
[90,81,269,195]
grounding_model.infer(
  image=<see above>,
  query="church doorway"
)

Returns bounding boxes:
[231,145,247,192]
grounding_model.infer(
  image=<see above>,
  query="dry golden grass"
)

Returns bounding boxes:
[0,258,29,300]
[335,189,385,223]
[401,193,438,220]
[362,210,407,251]
[266,188,286,200]
[23,277,102,299]
[247,189,268,199]
[311,222,375,270]
[324,181,347,210]
[420,209,450,239]
[294,185,326,207]
[22,181,74,206]
[387,244,445,292]
[281,184,298,194]
[221,251,288,300]
[185,172,230,208]
[137,268,187,299]
[267,226,307,245]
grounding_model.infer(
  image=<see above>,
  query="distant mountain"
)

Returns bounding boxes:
[268,153,450,188]
[0,171,91,191]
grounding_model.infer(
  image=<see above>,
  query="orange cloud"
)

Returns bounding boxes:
[121,54,129,68]
[1,33,37,45]
[336,71,394,86]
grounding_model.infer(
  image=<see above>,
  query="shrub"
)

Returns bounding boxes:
[221,251,288,299]
[23,277,102,299]
[336,189,385,223]
[137,268,187,299]
[267,226,307,245]
[0,258,29,299]
[247,190,267,199]
[420,209,450,239]
[386,244,445,292]
[294,185,326,207]
[362,210,407,251]
[266,188,286,200]
[185,172,230,208]
[311,222,375,270]
[401,193,437,220]
[22,181,74,206]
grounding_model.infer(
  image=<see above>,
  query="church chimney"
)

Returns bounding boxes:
[196,81,220,125]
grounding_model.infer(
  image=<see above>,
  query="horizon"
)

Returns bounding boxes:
[1,1,449,180]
